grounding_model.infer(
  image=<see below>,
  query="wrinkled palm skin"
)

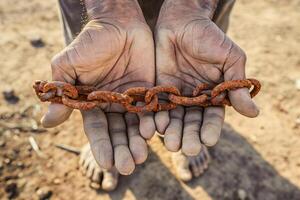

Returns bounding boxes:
[42,0,156,175]
[153,0,258,155]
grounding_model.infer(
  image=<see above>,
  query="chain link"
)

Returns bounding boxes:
[33,79,261,113]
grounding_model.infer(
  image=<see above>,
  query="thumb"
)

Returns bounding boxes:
[224,44,259,118]
[41,49,76,128]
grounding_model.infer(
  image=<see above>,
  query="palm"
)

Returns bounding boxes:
[55,20,155,96]
[43,15,156,174]
[156,18,238,94]
[154,6,258,156]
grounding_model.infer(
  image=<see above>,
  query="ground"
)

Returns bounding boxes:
[0,0,300,199]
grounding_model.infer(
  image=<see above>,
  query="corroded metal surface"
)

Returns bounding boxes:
[33,79,261,113]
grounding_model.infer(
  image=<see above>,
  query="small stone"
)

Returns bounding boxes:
[4,158,11,164]
[18,179,27,188]
[18,172,24,178]
[5,182,18,199]
[53,178,62,185]
[36,187,52,200]
[7,150,18,160]
[16,162,25,169]
[2,89,19,104]
[13,134,20,140]
[4,130,12,137]
[4,175,18,181]
[30,35,45,48]
[296,79,300,90]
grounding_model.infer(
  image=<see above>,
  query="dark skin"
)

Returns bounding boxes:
[154,0,259,155]
[42,0,156,175]
[41,0,259,175]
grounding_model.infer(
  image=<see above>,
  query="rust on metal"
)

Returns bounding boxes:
[145,86,180,111]
[168,94,208,106]
[33,79,261,112]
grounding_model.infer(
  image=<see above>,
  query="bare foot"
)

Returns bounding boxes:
[172,145,211,182]
[79,144,119,191]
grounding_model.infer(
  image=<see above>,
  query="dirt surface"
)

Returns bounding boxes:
[1,0,300,199]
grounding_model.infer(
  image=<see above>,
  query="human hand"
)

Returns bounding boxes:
[41,0,156,175]
[155,0,259,155]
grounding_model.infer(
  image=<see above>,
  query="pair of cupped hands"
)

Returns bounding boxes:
[41,0,259,175]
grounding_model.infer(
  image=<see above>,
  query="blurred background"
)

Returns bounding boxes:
[0,0,300,199]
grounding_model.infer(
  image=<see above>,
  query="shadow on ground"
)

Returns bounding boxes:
[105,123,300,200]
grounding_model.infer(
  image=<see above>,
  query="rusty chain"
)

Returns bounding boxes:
[33,79,261,113]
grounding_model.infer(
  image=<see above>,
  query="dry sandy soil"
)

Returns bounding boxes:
[0,0,300,199]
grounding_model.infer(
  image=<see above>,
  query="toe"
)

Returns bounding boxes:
[86,161,95,179]
[79,143,90,166]
[172,152,192,182]
[91,167,102,183]
[82,153,94,173]
[102,167,119,191]
[189,158,201,177]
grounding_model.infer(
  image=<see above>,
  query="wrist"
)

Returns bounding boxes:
[85,0,144,22]
[162,0,219,18]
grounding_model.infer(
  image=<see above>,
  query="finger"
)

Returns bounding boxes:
[107,113,135,175]
[201,106,225,146]
[229,88,259,117]
[125,113,148,164]
[182,107,203,156]
[224,45,259,117]
[154,111,170,134]
[81,108,113,169]
[137,102,156,140]
[155,30,178,135]
[41,104,73,128]
[164,106,184,152]
[41,49,76,128]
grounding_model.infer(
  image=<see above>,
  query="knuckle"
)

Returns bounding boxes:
[50,52,63,70]
[239,48,247,62]
[50,49,72,72]
[232,44,247,63]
